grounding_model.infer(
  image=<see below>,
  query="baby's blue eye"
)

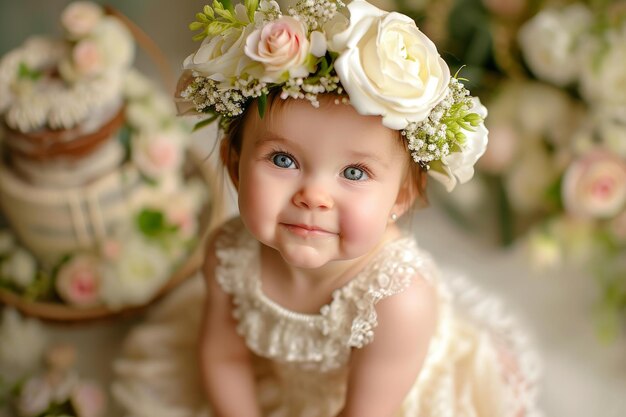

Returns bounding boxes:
[343,166,368,181]
[272,153,296,169]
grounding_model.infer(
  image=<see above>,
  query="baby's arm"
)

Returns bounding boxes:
[198,235,262,417]
[336,275,438,417]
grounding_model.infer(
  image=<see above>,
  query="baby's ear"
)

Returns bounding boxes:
[220,137,240,189]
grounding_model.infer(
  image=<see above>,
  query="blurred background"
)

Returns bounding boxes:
[1,0,625,416]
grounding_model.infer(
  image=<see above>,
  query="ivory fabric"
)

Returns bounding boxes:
[113,217,542,417]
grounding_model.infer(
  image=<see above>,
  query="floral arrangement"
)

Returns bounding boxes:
[0,2,208,311]
[178,0,489,192]
[0,309,107,417]
[0,1,134,132]
[0,69,207,309]
[391,0,626,339]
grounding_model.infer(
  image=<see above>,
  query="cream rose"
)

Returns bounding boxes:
[1,248,37,289]
[562,150,626,219]
[245,16,327,82]
[331,0,450,130]
[518,4,592,86]
[99,236,170,308]
[183,4,254,83]
[579,27,626,106]
[55,255,102,308]
[429,97,489,192]
[61,1,103,38]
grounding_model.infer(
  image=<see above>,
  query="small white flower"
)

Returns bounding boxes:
[1,247,37,289]
[330,0,450,130]
[518,4,592,86]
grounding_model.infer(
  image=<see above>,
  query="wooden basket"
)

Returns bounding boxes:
[0,148,225,323]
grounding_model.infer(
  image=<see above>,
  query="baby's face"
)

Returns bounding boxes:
[236,98,410,269]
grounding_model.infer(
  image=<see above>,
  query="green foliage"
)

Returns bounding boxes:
[193,113,220,132]
[17,62,41,81]
[189,0,251,41]
[137,208,178,239]
[257,92,267,118]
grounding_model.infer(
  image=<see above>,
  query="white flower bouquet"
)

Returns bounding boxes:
[0,2,213,319]
[396,0,626,339]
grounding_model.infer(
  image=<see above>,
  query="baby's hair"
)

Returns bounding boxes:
[220,93,429,211]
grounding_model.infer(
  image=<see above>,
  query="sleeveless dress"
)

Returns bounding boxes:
[112,217,542,417]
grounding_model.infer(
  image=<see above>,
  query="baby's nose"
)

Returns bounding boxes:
[292,184,334,210]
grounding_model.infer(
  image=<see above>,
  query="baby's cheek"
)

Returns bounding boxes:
[339,200,388,256]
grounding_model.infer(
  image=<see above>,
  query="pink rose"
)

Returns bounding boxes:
[245,16,326,82]
[73,40,104,75]
[71,381,107,417]
[165,202,197,239]
[132,133,183,179]
[55,255,102,307]
[61,1,103,38]
[562,150,626,219]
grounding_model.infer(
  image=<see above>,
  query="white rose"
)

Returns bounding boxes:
[429,97,489,192]
[61,1,103,38]
[518,4,592,86]
[579,27,626,106]
[183,5,254,84]
[245,16,326,82]
[331,0,450,130]
[1,247,37,289]
[562,150,626,219]
[92,17,135,70]
[99,236,170,309]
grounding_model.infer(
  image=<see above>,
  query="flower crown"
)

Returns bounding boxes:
[177,0,489,191]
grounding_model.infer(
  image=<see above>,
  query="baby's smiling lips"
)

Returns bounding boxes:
[282,223,336,237]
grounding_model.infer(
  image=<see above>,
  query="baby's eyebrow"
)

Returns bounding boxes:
[347,150,390,168]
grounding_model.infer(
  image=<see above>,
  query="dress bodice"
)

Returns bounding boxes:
[214,217,438,373]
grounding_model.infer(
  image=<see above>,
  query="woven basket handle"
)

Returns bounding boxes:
[104,5,175,92]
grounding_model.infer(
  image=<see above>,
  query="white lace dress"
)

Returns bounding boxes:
[113,218,542,417]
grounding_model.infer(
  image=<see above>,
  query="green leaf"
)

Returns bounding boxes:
[193,114,220,132]
[245,0,259,22]
[258,93,267,119]
[221,0,235,12]
[137,209,167,237]
[17,62,42,81]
